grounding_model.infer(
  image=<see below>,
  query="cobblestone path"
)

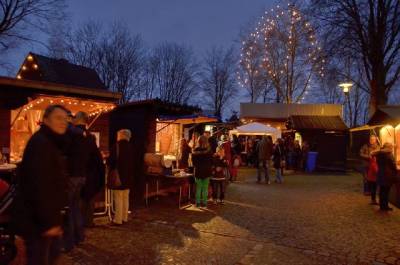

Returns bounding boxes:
[46,170,400,264]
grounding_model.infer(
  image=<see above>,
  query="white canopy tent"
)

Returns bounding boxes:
[230,122,281,142]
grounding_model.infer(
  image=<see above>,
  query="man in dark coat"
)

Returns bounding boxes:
[73,113,106,228]
[375,143,398,211]
[108,129,134,225]
[13,105,69,265]
[257,136,273,184]
[273,139,285,184]
[63,111,92,250]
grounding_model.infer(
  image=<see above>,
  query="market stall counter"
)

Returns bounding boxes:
[109,100,218,207]
[144,153,193,209]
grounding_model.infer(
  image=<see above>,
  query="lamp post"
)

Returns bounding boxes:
[339,82,353,126]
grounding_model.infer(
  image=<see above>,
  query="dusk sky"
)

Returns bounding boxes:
[68,0,273,53]
[3,0,277,114]
[4,0,275,75]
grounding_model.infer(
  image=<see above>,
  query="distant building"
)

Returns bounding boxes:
[240,103,348,171]
[16,52,106,90]
[240,103,343,129]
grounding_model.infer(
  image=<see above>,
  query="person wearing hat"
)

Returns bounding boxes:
[375,143,398,211]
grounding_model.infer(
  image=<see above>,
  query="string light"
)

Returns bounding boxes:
[238,2,325,103]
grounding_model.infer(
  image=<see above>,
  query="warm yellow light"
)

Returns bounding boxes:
[27,55,33,61]
[339,82,353,93]
[33,64,38,69]
[17,75,22,79]
[22,65,27,71]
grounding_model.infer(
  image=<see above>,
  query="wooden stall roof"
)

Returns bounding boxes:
[0,76,121,109]
[17,53,106,90]
[368,105,400,126]
[158,114,218,124]
[288,115,348,131]
[117,99,201,115]
[240,103,343,120]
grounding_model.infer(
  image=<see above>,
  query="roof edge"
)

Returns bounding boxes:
[0,76,121,100]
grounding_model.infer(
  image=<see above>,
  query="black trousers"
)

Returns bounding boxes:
[367,181,377,202]
[81,197,95,227]
[379,185,391,210]
[26,235,61,265]
[211,180,225,200]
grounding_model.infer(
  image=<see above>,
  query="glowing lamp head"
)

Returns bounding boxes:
[339,82,353,94]
[27,55,33,61]
[33,64,38,69]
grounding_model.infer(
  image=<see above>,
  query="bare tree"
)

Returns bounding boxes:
[311,0,400,115]
[147,42,198,104]
[0,0,66,52]
[97,23,145,102]
[240,4,324,104]
[201,46,237,118]
[49,21,146,103]
[237,32,266,103]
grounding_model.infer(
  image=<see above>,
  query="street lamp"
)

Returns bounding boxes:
[339,82,353,95]
[339,82,353,126]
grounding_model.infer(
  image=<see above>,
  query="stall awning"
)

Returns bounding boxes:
[230,122,281,137]
[349,124,382,132]
[157,114,218,125]
[288,115,348,131]
[368,105,400,126]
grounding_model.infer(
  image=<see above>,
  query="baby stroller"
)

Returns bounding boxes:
[0,179,17,264]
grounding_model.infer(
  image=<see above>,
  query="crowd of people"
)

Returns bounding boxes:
[12,105,134,265]
[245,135,310,172]
[8,104,399,264]
[360,135,398,211]
[179,131,312,208]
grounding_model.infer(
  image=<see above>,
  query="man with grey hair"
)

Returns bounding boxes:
[108,129,134,225]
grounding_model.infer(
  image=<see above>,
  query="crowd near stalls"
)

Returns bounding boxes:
[238,103,348,171]
[350,105,400,208]
[0,53,121,264]
[109,99,218,207]
[1,52,400,264]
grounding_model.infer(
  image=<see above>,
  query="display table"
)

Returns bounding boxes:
[145,172,193,209]
[0,164,16,172]
[165,173,193,209]
[0,164,17,183]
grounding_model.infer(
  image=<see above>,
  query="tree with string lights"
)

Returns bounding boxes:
[238,3,325,103]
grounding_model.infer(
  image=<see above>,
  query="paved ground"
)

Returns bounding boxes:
[13,168,400,264]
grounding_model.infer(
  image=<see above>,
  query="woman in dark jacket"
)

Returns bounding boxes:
[178,138,191,169]
[192,135,213,208]
[375,143,398,211]
[273,138,285,184]
[108,129,134,225]
[13,105,69,265]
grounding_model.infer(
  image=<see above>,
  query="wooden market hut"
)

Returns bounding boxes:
[0,53,121,162]
[109,99,217,204]
[350,105,400,207]
[240,103,343,130]
[287,115,348,171]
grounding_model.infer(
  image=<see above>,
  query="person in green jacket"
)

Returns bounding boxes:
[192,135,213,208]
